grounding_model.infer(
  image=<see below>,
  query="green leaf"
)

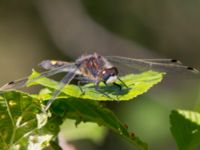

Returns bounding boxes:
[0,91,62,150]
[50,97,148,150]
[28,70,164,101]
[0,69,164,149]
[0,90,147,150]
[170,109,200,150]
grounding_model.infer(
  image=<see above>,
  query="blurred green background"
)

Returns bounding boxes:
[0,0,200,150]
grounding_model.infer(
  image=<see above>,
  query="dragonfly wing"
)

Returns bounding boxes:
[45,69,78,111]
[141,59,182,65]
[0,78,28,91]
[39,60,81,74]
[39,60,71,70]
[106,56,199,75]
[0,63,78,91]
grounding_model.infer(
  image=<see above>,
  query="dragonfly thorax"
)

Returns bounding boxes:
[100,67,119,84]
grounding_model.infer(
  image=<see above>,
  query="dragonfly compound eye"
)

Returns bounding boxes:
[102,71,110,81]
[101,67,119,84]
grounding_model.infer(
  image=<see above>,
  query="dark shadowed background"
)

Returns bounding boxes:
[0,0,200,149]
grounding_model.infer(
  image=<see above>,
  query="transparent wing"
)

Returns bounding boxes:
[39,60,82,74]
[45,69,78,111]
[141,59,182,65]
[39,60,72,70]
[0,63,77,91]
[0,78,28,91]
[106,56,199,76]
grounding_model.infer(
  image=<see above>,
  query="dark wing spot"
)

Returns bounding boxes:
[187,67,194,70]
[187,66,200,74]
[171,59,178,63]
[171,59,182,64]
[8,81,14,85]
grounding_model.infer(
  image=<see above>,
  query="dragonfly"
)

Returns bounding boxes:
[0,53,199,111]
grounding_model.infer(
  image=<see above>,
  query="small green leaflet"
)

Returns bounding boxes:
[0,91,61,150]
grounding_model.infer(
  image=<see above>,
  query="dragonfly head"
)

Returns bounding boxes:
[101,67,119,84]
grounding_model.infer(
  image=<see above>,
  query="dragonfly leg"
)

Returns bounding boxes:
[77,80,91,95]
[117,77,129,89]
[76,76,94,95]
[95,81,113,99]
[113,82,122,91]
[78,81,85,95]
